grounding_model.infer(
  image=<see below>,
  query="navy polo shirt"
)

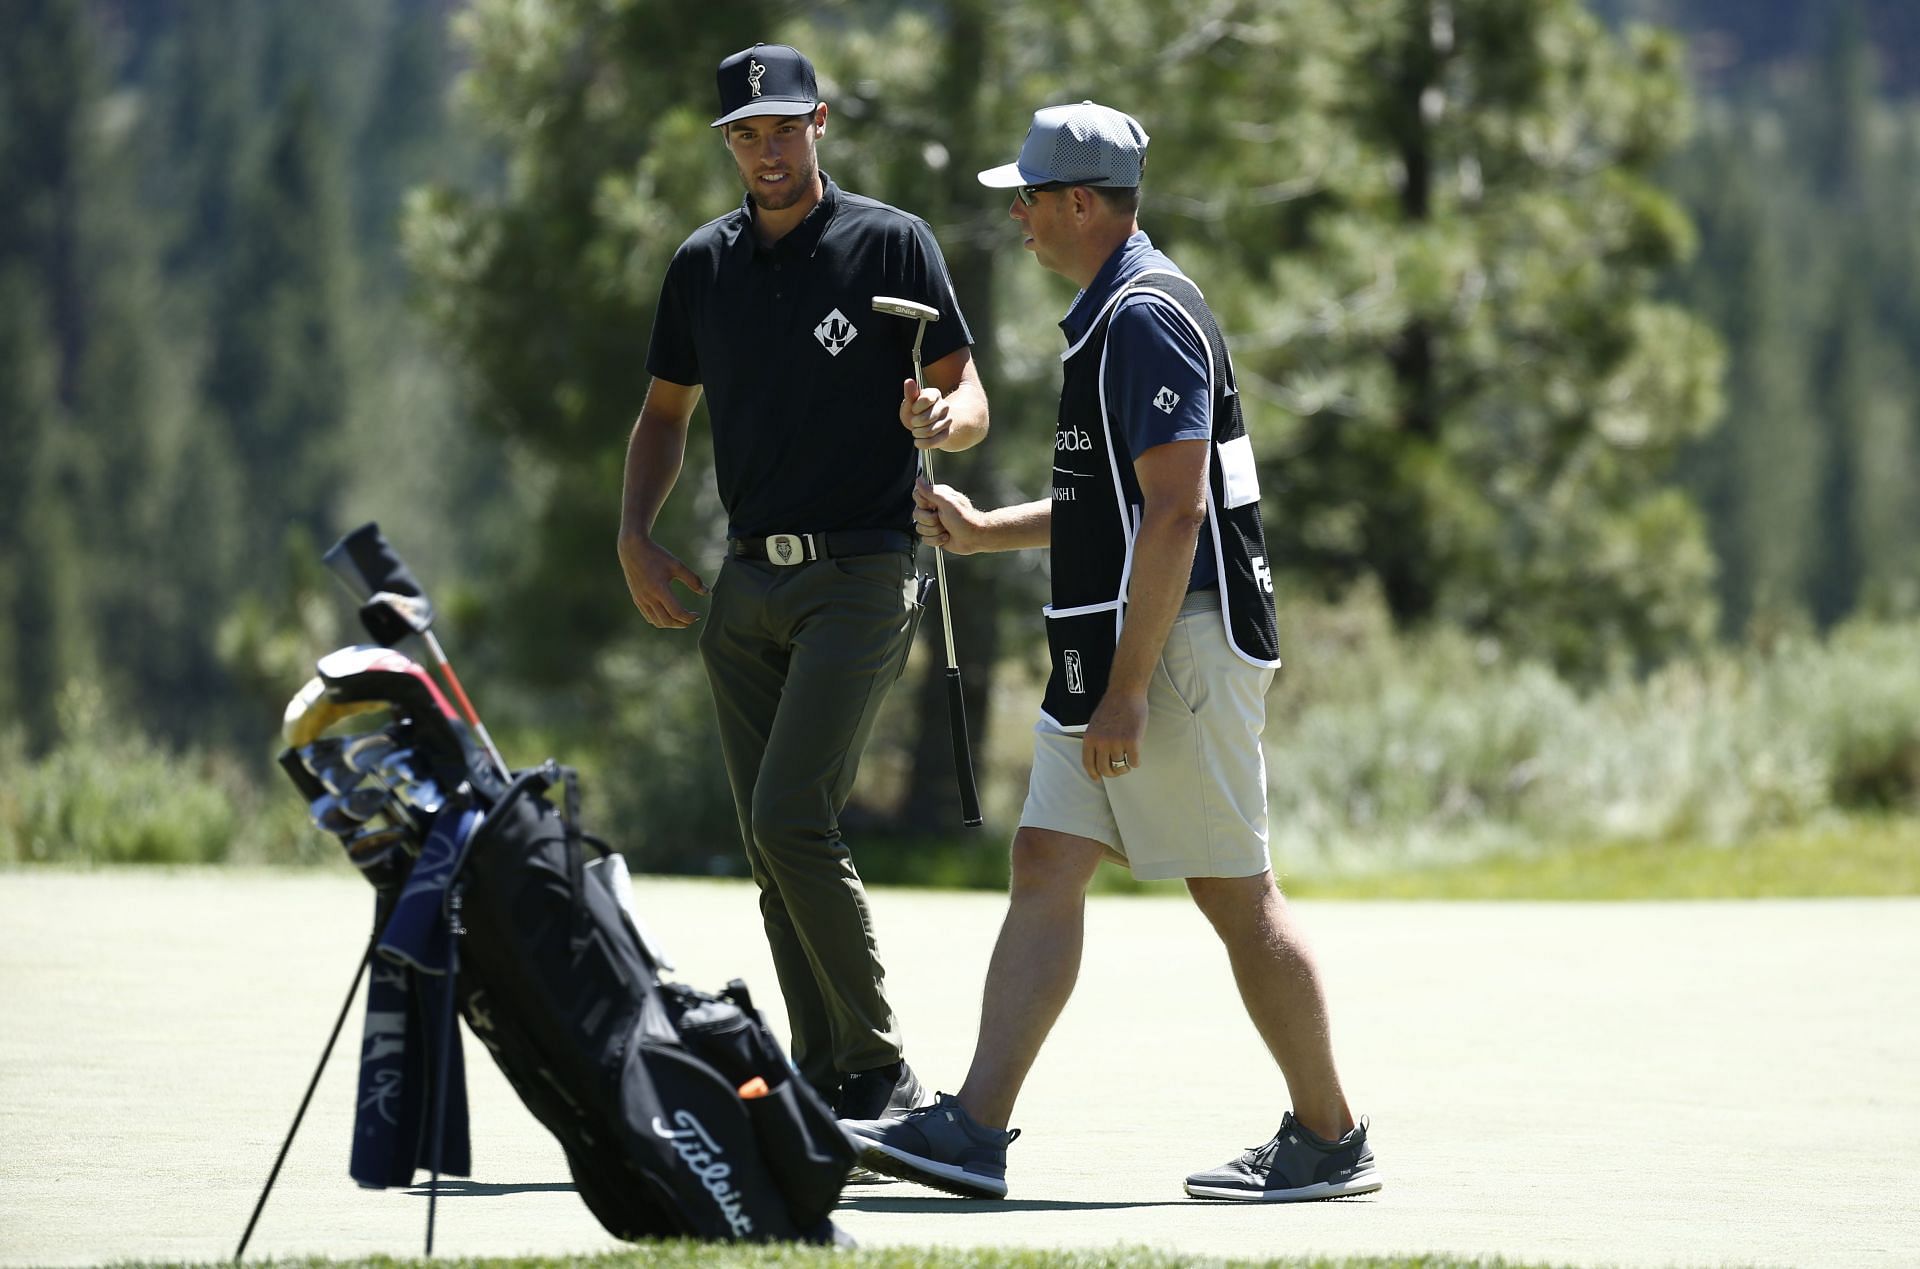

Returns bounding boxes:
[647,174,973,538]
[1060,231,1217,591]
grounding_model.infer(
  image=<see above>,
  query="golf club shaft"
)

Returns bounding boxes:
[420,632,509,779]
[234,939,375,1264]
[914,338,981,827]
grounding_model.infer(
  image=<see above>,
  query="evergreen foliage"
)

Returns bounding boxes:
[4,1,1920,877]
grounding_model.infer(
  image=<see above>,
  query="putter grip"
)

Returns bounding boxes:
[946,667,982,827]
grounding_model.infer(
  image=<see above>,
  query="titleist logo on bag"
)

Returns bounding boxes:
[652,1111,756,1236]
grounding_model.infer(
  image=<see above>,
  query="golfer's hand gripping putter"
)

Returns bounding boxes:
[871,295,982,826]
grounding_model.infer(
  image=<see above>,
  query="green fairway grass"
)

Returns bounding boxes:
[1280,815,1920,900]
[854,813,1920,901]
[140,1249,1579,1269]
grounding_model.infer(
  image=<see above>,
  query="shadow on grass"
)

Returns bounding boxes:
[838,1196,1195,1213]
[403,1180,577,1198]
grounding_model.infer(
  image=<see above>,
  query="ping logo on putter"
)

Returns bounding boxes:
[814,308,857,356]
[1153,386,1181,414]
[1064,649,1086,694]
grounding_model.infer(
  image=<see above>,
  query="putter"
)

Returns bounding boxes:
[871,295,982,826]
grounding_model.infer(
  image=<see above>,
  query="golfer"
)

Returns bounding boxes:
[617,43,988,1123]
[842,102,1379,1202]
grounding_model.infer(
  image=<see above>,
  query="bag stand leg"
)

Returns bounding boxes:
[234,936,377,1264]
[424,890,463,1256]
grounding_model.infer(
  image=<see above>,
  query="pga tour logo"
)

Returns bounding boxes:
[1152,386,1180,414]
[814,309,857,356]
[652,1111,755,1236]
[747,58,767,98]
[1064,649,1086,695]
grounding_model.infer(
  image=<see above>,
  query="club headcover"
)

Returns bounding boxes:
[283,674,387,748]
[323,522,428,602]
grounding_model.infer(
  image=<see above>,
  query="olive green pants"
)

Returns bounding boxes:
[697,549,919,1096]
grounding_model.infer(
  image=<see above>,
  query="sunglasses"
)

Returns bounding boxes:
[1016,181,1074,207]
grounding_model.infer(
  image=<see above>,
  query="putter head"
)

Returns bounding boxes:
[871,295,939,322]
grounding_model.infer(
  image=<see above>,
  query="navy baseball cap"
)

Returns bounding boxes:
[978,101,1150,188]
[711,44,821,128]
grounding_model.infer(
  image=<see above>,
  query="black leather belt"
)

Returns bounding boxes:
[729,529,914,565]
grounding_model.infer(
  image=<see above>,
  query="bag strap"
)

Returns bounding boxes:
[549,764,596,956]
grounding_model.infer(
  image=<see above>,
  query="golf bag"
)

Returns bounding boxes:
[446,762,854,1241]
[266,523,853,1248]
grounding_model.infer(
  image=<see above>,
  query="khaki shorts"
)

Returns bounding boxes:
[1018,591,1275,881]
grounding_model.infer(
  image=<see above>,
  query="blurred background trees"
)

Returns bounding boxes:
[6,0,1920,868]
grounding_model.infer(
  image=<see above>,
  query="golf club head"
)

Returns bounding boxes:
[311,754,368,798]
[340,822,415,891]
[871,295,939,322]
[343,731,402,780]
[342,821,412,860]
[276,747,328,803]
[310,791,376,835]
[375,745,419,778]
[392,776,447,816]
[290,736,350,795]
[359,590,435,648]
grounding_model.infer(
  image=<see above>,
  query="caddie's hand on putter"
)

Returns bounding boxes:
[913,477,989,554]
[1081,686,1147,781]
[899,377,953,449]
[617,532,707,629]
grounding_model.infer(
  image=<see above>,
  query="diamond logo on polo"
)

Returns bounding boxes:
[747,59,766,98]
[1153,386,1180,414]
[814,309,858,355]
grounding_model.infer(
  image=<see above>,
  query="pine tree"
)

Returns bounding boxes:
[0,0,102,742]
[203,83,354,584]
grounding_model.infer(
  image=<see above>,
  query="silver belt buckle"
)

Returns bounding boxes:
[766,533,808,565]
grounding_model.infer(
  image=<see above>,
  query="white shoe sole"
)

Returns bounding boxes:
[842,1165,900,1186]
[854,1138,1008,1199]
[1184,1169,1383,1202]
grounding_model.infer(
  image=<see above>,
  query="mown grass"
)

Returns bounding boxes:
[1280,815,1920,900]
[128,1250,1570,1269]
[852,812,1920,900]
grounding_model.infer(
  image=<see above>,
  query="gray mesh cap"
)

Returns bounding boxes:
[978,101,1150,189]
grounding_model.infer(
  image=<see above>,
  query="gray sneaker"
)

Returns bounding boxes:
[1184,1112,1382,1202]
[841,1092,1019,1199]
